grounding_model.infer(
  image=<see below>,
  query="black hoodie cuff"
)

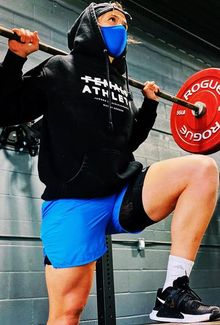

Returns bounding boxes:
[138,97,158,121]
[133,97,158,132]
[142,97,158,112]
[2,50,27,73]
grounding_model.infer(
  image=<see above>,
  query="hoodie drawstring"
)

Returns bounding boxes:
[103,51,133,132]
[104,49,114,131]
[124,57,133,101]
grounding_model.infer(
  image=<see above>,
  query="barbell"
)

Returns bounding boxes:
[0,25,219,155]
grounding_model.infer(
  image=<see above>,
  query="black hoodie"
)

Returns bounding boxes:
[0,2,158,200]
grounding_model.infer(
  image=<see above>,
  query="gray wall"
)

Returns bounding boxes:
[0,1,219,324]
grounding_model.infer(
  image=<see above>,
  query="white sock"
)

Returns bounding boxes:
[163,255,194,292]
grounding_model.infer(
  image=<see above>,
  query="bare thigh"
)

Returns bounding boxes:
[142,155,218,221]
[45,261,96,323]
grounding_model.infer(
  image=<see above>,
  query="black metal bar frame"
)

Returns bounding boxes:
[96,235,116,325]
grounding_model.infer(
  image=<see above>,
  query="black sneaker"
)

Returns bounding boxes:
[149,275,220,323]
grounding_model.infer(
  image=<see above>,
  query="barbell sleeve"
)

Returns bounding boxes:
[0,25,200,115]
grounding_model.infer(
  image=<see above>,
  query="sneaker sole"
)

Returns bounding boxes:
[149,310,213,323]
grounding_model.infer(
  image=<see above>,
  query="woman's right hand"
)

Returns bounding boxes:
[9,28,39,58]
[142,81,160,102]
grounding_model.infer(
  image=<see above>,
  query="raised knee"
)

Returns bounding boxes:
[197,155,218,176]
[190,155,219,185]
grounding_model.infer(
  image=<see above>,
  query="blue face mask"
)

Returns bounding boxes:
[101,25,127,58]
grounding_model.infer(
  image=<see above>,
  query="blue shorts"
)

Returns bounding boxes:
[41,186,130,268]
[41,169,155,268]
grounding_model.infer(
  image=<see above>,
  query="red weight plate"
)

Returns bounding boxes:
[170,68,220,154]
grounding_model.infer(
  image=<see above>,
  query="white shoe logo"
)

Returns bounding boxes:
[157,297,165,304]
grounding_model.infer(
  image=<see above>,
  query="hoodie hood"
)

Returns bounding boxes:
[68,3,100,54]
[94,2,132,20]
[67,2,131,73]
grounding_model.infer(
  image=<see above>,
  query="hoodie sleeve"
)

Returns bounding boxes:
[0,50,47,127]
[129,97,158,152]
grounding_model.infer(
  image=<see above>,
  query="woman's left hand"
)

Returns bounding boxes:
[142,81,160,101]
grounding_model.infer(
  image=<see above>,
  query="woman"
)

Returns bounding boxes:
[0,2,219,324]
